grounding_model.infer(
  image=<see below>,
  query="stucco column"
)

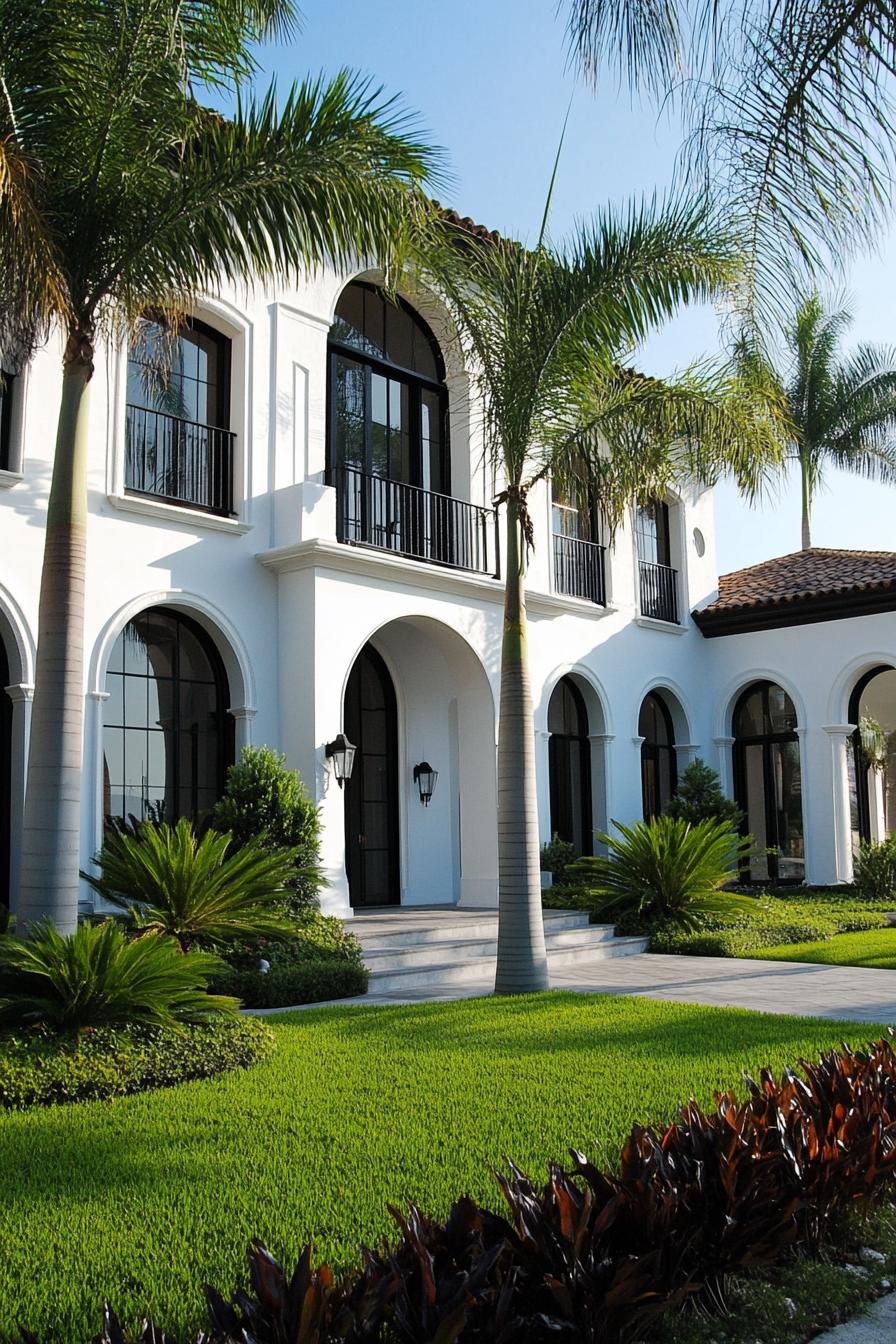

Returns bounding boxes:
[714,736,735,796]
[823,724,857,884]
[675,742,700,771]
[5,682,33,914]
[318,745,352,918]
[589,732,614,840]
[228,704,257,754]
[83,691,110,905]
[535,729,552,845]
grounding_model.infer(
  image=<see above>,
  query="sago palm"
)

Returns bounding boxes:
[82,818,298,952]
[740,295,896,549]
[0,0,441,933]
[426,200,780,992]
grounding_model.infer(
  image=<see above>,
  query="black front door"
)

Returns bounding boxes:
[344,645,399,907]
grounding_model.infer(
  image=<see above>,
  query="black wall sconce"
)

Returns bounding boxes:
[325,733,356,787]
[413,761,438,806]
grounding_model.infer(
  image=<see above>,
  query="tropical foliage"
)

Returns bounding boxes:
[578,815,755,929]
[0,919,236,1030]
[852,836,896,903]
[664,758,744,831]
[211,746,323,916]
[83,818,298,952]
[426,201,779,991]
[1,0,440,934]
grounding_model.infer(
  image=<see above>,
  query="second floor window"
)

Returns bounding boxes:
[635,498,671,567]
[125,317,234,516]
[0,367,16,472]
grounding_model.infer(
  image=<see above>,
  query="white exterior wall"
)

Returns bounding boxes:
[2,259,894,914]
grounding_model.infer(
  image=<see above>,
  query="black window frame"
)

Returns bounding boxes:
[639,691,677,819]
[849,664,896,845]
[0,366,16,473]
[127,315,232,431]
[548,676,594,856]
[635,498,672,567]
[732,679,804,884]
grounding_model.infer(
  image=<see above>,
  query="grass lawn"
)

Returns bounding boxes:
[0,992,892,1340]
[754,927,896,968]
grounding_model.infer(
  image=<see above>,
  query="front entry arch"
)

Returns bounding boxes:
[344,644,399,907]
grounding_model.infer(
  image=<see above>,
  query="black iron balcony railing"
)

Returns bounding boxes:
[125,405,235,516]
[336,465,498,577]
[639,559,679,623]
[553,533,607,606]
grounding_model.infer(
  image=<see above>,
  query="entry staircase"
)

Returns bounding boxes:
[349,906,648,996]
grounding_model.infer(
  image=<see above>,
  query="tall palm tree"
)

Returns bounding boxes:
[745,295,896,549]
[565,1,896,327]
[0,0,441,933]
[426,200,780,993]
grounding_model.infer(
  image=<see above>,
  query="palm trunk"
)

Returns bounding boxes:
[800,455,812,550]
[17,326,94,934]
[494,490,549,994]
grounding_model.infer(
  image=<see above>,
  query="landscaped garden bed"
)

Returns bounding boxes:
[1,992,894,1340]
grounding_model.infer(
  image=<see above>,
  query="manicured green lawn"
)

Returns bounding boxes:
[754,927,896,968]
[0,992,891,1340]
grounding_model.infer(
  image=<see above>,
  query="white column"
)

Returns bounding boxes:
[228,704,257,754]
[84,690,110,908]
[714,735,735,796]
[535,729,552,843]
[823,724,857,884]
[675,742,700,771]
[318,743,352,917]
[5,682,33,915]
[589,731,614,838]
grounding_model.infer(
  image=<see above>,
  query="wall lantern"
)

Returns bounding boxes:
[325,733,356,787]
[413,761,438,807]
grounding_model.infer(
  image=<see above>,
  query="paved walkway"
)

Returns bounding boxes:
[263,951,896,1023]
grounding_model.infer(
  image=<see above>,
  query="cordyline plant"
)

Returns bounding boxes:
[0,0,442,935]
[422,201,781,992]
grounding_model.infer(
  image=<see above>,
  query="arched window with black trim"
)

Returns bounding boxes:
[328,282,453,562]
[849,666,896,849]
[733,681,804,882]
[548,677,593,855]
[0,635,10,912]
[103,608,233,827]
[639,692,677,819]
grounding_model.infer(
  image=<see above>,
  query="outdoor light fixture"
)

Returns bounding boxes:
[413,761,438,807]
[325,733,356,787]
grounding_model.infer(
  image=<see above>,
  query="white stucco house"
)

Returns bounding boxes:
[2,243,895,919]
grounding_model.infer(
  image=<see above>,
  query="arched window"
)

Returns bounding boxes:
[733,681,804,882]
[103,608,233,827]
[635,498,679,623]
[548,677,592,855]
[849,666,896,849]
[639,692,677,819]
[0,635,9,912]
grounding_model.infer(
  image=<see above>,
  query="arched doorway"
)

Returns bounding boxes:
[102,607,233,826]
[0,636,10,914]
[344,644,399,907]
[733,681,804,882]
[848,665,896,848]
[548,677,592,855]
[639,692,677,819]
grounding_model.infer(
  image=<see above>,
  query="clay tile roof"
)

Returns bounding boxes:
[433,203,505,246]
[693,548,896,637]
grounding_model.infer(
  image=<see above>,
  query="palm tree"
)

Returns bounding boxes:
[425,200,779,992]
[0,0,440,933]
[565,2,896,325]
[743,295,896,549]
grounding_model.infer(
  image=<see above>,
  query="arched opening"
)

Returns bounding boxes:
[848,665,896,848]
[733,681,804,882]
[102,607,234,827]
[0,635,10,913]
[343,643,399,908]
[639,691,677,819]
[548,677,593,854]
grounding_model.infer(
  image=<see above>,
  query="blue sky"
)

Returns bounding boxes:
[249,0,896,575]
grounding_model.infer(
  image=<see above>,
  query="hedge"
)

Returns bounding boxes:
[16,1035,896,1342]
[0,1018,274,1109]
[208,957,368,1008]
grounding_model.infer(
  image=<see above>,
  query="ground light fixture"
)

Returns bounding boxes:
[413,761,438,806]
[325,733,356,787]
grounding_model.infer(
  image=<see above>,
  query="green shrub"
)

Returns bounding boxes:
[539,834,577,885]
[0,920,236,1031]
[665,757,745,831]
[578,816,756,929]
[650,893,889,956]
[0,1018,273,1109]
[209,957,367,1008]
[852,836,896,902]
[83,817,298,951]
[211,746,323,916]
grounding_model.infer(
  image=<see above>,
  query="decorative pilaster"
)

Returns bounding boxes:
[4,684,33,914]
[713,736,735,795]
[228,704,257,753]
[823,724,857,884]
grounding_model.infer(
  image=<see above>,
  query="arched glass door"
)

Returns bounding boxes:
[639,692,677,819]
[849,666,896,849]
[733,681,804,882]
[344,645,399,907]
[548,677,592,855]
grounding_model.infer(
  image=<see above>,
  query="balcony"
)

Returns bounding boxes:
[639,559,679,623]
[335,465,498,577]
[553,533,607,605]
[125,405,235,516]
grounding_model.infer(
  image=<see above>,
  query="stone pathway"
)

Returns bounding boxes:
[815,1292,896,1343]
[262,950,896,1023]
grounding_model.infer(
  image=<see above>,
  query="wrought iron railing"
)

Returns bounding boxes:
[125,405,235,516]
[638,559,679,623]
[552,533,607,605]
[335,465,498,577]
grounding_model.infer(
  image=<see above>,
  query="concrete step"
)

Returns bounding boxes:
[350,908,591,950]
[361,925,621,972]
